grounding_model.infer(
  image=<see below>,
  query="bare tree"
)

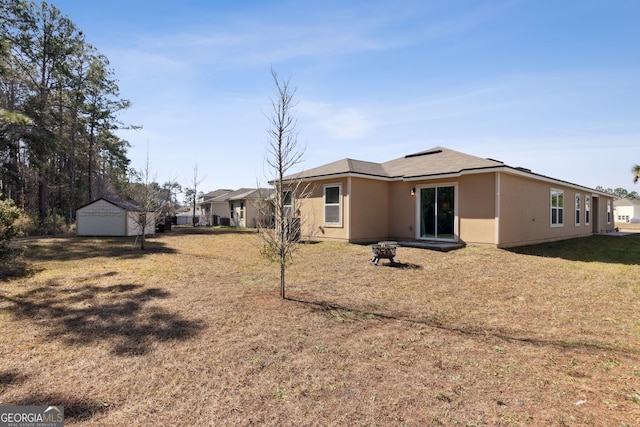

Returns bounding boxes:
[258,69,307,300]
[184,164,204,227]
[128,150,163,250]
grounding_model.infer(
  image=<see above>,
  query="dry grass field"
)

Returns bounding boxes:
[1,227,639,426]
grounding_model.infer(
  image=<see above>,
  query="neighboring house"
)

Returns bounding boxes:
[281,146,616,248]
[196,188,274,227]
[614,198,640,223]
[198,189,233,225]
[76,198,155,236]
[223,188,273,228]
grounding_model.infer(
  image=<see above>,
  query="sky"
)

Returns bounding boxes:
[50,0,640,196]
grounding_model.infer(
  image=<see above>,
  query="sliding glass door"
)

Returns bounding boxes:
[418,185,456,240]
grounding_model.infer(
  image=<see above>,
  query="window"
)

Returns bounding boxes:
[324,184,342,226]
[282,190,292,216]
[240,202,244,219]
[283,190,292,207]
[575,194,581,225]
[607,200,611,224]
[585,196,591,225]
[551,189,564,226]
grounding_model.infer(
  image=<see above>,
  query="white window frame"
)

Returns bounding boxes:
[323,183,342,227]
[282,190,293,218]
[550,189,564,227]
[575,193,581,226]
[607,200,612,224]
[585,195,591,226]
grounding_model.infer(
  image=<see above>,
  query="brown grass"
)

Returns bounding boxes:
[1,227,639,426]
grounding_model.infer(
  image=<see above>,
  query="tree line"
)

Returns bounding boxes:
[0,0,134,230]
[595,186,639,199]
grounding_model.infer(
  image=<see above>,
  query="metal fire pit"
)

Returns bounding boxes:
[369,241,398,265]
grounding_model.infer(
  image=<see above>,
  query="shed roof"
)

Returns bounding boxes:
[77,197,144,212]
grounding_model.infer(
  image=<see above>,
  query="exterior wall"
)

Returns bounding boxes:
[614,202,640,223]
[298,177,350,241]
[245,199,264,228]
[457,174,496,244]
[126,211,156,236]
[212,201,230,220]
[388,181,416,240]
[295,171,615,247]
[594,194,616,234]
[387,175,496,244]
[77,200,126,236]
[348,177,389,242]
[497,173,615,248]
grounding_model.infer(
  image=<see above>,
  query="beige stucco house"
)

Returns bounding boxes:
[198,189,233,225]
[282,147,615,248]
[76,198,156,237]
[198,188,273,228]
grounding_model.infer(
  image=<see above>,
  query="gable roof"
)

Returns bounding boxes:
[283,146,609,196]
[210,188,274,202]
[285,146,503,181]
[614,198,640,206]
[201,189,233,202]
[77,197,144,212]
[382,147,503,179]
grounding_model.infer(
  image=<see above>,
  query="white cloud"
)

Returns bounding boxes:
[300,102,374,139]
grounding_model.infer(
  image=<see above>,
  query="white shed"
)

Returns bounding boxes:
[76,198,156,236]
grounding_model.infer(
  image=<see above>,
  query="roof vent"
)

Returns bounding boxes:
[405,149,442,159]
[515,166,531,173]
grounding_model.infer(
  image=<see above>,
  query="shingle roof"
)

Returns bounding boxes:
[614,198,640,206]
[209,188,274,202]
[284,147,503,181]
[382,147,503,178]
[201,189,233,202]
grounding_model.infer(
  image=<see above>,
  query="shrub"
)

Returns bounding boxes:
[0,196,23,262]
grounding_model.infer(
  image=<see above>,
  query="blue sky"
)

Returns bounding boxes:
[52,0,640,195]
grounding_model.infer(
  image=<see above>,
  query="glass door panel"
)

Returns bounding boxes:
[419,185,455,240]
[419,187,436,238]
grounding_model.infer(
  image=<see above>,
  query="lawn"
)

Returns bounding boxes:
[1,228,639,426]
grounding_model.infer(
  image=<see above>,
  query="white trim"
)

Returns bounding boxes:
[585,195,591,226]
[495,172,501,245]
[323,183,343,227]
[550,188,564,227]
[346,177,352,240]
[575,193,581,226]
[414,182,459,242]
[286,166,611,198]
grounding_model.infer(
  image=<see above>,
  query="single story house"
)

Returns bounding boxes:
[198,189,232,225]
[197,188,273,228]
[226,188,273,228]
[614,198,640,223]
[76,198,156,237]
[281,147,616,248]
